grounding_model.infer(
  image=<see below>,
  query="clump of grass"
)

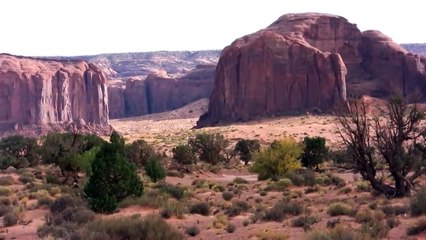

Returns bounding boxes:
[355,181,371,192]
[213,214,228,229]
[327,202,352,216]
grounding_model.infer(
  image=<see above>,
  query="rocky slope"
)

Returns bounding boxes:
[0,54,109,133]
[198,13,426,127]
[108,65,215,119]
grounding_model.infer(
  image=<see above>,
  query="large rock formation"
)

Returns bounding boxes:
[198,13,426,126]
[0,54,109,131]
[108,65,215,118]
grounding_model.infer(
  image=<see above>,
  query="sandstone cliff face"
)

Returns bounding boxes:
[108,65,215,118]
[0,54,109,130]
[198,13,426,126]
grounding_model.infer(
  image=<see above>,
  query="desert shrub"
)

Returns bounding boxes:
[355,209,389,238]
[234,139,260,165]
[84,131,143,213]
[226,223,236,233]
[45,174,60,184]
[264,201,304,222]
[37,222,79,239]
[233,177,249,184]
[307,225,360,240]
[355,209,385,223]
[82,215,183,240]
[338,186,352,194]
[328,149,350,166]
[301,136,328,169]
[355,181,371,192]
[160,208,172,219]
[156,182,185,200]
[0,176,13,186]
[265,178,292,192]
[407,218,426,236]
[3,211,18,227]
[0,197,11,206]
[212,184,225,192]
[50,195,84,214]
[144,155,166,183]
[411,187,426,216]
[37,197,53,207]
[161,200,187,219]
[226,200,250,217]
[328,174,346,188]
[381,205,408,216]
[189,132,229,164]
[0,205,12,217]
[53,207,96,226]
[0,135,41,169]
[213,214,229,229]
[0,187,11,196]
[327,202,352,216]
[172,144,197,165]
[118,190,168,209]
[243,220,250,226]
[189,202,210,216]
[252,138,302,180]
[185,225,200,236]
[305,185,321,194]
[18,175,33,184]
[222,191,234,201]
[286,171,305,186]
[124,139,156,168]
[291,215,320,229]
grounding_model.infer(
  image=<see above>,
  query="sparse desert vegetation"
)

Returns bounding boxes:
[0,97,426,240]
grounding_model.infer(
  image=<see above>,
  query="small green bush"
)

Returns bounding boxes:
[185,225,200,236]
[189,202,210,216]
[18,175,33,184]
[3,211,18,227]
[212,184,225,192]
[0,205,12,217]
[252,138,302,180]
[37,222,78,239]
[189,133,229,164]
[301,136,328,169]
[172,144,197,165]
[411,187,426,216]
[145,155,166,183]
[327,202,352,216]
[234,139,260,165]
[156,182,185,200]
[160,208,172,219]
[222,191,234,201]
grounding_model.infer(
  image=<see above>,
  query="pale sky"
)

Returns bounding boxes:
[0,0,424,56]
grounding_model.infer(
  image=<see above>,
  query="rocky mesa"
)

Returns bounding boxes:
[197,13,426,127]
[0,54,109,132]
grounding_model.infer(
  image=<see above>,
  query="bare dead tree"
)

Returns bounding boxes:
[338,94,426,197]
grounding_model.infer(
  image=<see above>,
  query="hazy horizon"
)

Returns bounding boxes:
[1,0,425,57]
